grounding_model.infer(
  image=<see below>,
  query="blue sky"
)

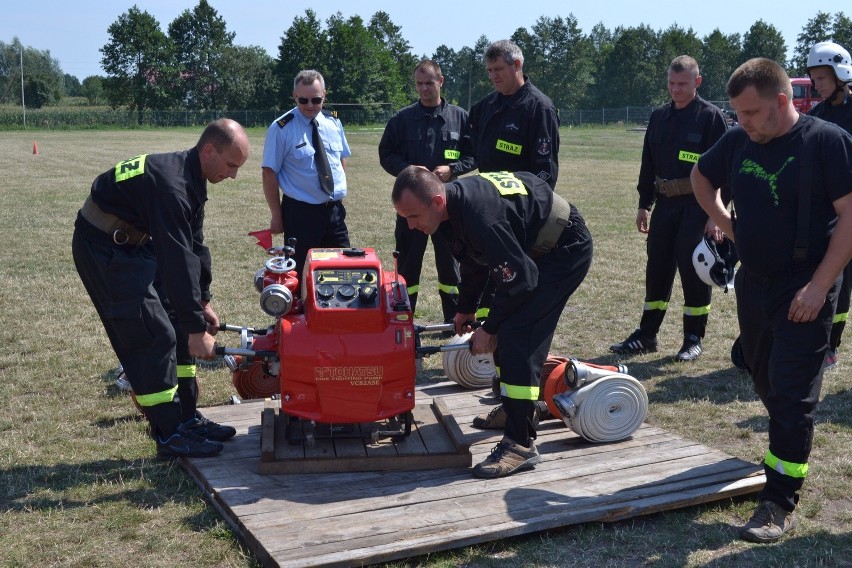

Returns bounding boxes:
[1,0,829,80]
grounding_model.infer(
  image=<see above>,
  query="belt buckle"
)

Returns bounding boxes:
[113,228,130,245]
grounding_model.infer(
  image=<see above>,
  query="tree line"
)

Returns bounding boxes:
[2,3,851,115]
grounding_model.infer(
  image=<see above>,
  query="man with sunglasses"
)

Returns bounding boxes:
[262,69,352,275]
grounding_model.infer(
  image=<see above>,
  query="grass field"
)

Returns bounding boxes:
[1,125,850,567]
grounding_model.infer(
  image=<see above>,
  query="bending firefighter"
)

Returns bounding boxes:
[73,119,250,459]
[392,167,593,479]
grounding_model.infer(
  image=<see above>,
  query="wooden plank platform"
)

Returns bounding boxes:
[257,403,471,474]
[181,382,766,568]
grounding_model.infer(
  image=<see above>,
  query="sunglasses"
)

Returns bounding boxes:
[297,97,324,105]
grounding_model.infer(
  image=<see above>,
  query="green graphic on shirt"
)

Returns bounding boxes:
[739,156,795,206]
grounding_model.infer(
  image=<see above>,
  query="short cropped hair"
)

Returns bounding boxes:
[293,69,325,92]
[727,57,792,101]
[669,55,699,77]
[392,165,444,204]
[415,59,442,77]
[484,40,524,67]
[197,118,239,152]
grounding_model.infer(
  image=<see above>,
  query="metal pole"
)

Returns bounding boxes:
[20,45,26,128]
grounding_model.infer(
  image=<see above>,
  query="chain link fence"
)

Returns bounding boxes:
[0,102,732,130]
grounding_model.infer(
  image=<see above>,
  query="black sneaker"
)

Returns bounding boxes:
[156,424,223,459]
[610,329,657,354]
[739,500,798,543]
[676,334,703,361]
[182,412,236,441]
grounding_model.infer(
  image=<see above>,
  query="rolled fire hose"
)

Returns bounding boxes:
[552,372,647,443]
[441,332,497,389]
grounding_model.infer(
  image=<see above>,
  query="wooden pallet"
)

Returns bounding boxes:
[182,383,765,568]
[258,401,471,474]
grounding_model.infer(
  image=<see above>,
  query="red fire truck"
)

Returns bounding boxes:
[791,77,822,113]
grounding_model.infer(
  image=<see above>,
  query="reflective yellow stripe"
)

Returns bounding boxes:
[177,364,197,378]
[765,449,808,478]
[833,311,848,324]
[475,307,490,319]
[134,385,178,407]
[683,304,711,316]
[495,140,522,156]
[444,149,461,160]
[678,150,700,163]
[479,172,527,195]
[406,284,420,295]
[501,383,540,401]
[437,283,459,295]
[643,300,669,311]
[114,154,147,182]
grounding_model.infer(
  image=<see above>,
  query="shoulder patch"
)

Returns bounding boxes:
[321,108,340,121]
[276,113,295,128]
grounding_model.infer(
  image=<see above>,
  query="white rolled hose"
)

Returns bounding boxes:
[441,332,497,389]
[552,373,647,443]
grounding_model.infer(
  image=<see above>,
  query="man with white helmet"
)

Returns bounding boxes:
[807,40,852,368]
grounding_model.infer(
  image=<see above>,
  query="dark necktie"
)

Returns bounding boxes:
[311,118,334,196]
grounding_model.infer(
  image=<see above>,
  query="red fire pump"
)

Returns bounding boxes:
[217,240,468,443]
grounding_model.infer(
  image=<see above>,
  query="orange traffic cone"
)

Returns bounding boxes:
[32,142,39,155]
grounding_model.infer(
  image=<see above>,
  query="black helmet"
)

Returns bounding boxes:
[693,235,738,291]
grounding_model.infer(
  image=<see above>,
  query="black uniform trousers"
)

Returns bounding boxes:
[281,194,350,277]
[640,195,712,339]
[735,266,836,512]
[499,206,593,446]
[72,214,183,439]
[394,214,459,321]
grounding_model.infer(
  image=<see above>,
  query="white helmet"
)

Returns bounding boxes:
[807,41,852,83]
[693,235,738,291]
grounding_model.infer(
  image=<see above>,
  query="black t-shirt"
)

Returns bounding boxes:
[697,114,852,277]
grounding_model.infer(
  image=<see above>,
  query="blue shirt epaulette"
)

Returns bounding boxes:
[276,113,295,128]
[321,108,339,120]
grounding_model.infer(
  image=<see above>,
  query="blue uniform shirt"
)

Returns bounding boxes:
[262,108,351,204]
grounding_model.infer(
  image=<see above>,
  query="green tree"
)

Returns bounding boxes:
[792,11,833,73]
[0,38,64,107]
[324,12,402,120]
[368,10,417,103]
[831,12,852,51]
[700,29,742,101]
[516,14,594,111]
[596,25,660,106]
[100,6,174,112]
[274,10,328,107]
[81,75,105,105]
[740,20,787,66]
[219,45,277,110]
[167,0,235,110]
[64,74,82,97]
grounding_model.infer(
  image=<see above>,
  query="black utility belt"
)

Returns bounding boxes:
[80,196,151,246]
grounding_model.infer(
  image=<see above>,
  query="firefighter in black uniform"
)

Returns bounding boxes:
[469,39,560,189]
[392,167,593,479]
[693,58,852,543]
[72,118,250,459]
[807,40,852,368]
[610,55,729,361]
[379,59,476,322]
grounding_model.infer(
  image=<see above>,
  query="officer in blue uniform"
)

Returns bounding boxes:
[379,59,476,321]
[262,69,352,276]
